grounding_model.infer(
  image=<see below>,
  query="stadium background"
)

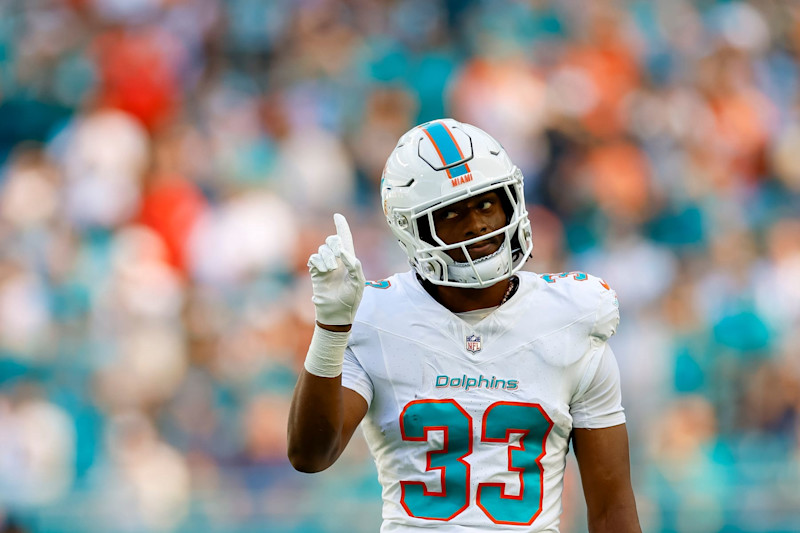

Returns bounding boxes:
[0,0,799,531]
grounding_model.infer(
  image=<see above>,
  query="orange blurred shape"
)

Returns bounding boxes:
[138,174,207,272]
[562,41,640,136]
[92,28,182,130]
[707,89,773,182]
[586,141,650,219]
[449,56,547,132]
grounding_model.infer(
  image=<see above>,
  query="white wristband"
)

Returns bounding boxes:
[304,324,350,378]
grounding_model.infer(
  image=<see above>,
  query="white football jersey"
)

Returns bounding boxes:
[342,270,624,532]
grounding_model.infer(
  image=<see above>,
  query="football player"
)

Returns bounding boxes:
[288,119,641,532]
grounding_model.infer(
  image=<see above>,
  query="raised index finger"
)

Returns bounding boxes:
[333,213,355,256]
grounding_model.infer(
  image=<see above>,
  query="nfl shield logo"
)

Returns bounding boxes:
[465,334,482,354]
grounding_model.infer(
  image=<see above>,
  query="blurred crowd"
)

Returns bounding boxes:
[1,0,800,531]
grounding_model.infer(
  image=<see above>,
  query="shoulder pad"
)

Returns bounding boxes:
[539,271,619,340]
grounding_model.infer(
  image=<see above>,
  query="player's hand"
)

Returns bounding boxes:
[308,214,365,327]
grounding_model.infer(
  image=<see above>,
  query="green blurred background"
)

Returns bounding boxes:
[0,0,799,531]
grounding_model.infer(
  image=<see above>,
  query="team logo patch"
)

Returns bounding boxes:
[365,279,391,289]
[465,334,482,354]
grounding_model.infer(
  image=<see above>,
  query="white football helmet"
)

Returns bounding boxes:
[381,118,533,288]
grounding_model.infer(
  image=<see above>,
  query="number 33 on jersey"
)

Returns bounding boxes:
[400,399,552,526]
[342,271,624,532]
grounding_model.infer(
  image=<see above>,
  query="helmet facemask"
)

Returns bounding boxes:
[391,173,532,287]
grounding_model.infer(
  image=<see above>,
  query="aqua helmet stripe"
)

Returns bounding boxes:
[423,122,471,178]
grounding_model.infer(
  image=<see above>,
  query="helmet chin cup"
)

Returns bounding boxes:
[447,242,512,286]
[381,119,533,288]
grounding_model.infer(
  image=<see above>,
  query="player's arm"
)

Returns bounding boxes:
[572,424,641,533]
[288,359,368,472]
[287,214,368,473]
[570,337,640,532]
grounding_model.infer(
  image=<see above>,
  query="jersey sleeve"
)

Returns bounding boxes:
[570,345,626,429]
[591,277,620,341]
[342,346,374,406]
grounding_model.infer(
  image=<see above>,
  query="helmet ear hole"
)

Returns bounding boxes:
[416,215,435,247]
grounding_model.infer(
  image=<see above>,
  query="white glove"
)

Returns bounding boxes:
[307,213,365,326]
